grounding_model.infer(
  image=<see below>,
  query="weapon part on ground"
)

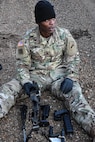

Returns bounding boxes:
[54,109,73,135]
[19,82,73,142]
[20,105,27,142]
[39,104,50,127]
[49,126,65,142]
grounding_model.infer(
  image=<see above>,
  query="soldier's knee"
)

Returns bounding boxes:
[2,79,22,99]
[0,92,15,118]
[72,81,82,93]
[6,79,21,92]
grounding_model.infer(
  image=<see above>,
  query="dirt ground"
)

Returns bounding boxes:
[0,0,95,142]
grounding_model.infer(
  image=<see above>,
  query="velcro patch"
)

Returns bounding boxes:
[18,48,23,54]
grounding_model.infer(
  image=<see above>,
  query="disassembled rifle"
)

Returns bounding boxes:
[20,82,73,142]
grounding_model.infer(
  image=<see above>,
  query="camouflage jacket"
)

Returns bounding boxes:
[16,26,80,85]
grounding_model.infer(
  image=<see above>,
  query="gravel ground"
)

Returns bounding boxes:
[0,0,95,142]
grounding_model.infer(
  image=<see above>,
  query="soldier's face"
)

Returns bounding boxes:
[39,18,56,37]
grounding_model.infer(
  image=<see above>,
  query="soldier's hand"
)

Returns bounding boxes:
[23,82,38,96]
[60,78,73,94]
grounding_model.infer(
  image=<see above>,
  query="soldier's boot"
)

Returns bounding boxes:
[0,79,21,118]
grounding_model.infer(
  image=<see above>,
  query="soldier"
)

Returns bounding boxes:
[0,0,95,141]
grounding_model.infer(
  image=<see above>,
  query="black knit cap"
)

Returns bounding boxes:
[35,0,56,23]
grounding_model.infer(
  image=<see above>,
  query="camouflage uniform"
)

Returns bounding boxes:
[0,26,95,137]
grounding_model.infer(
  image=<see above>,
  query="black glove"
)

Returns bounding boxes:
[60,78,73,94]
[23,82,39,96]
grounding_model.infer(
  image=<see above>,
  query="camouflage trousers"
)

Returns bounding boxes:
[0,75,95,137]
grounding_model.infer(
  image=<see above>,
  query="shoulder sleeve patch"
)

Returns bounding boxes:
[67,40,78,56]
[64,28,79,56]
